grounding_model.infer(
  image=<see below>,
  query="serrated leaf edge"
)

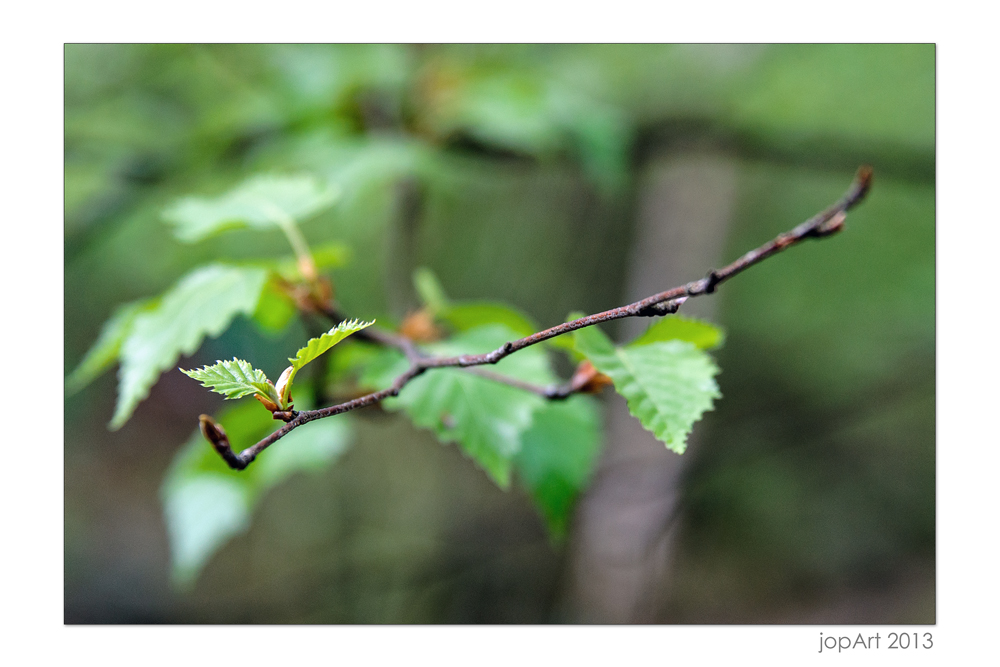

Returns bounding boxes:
[181,358,275,402]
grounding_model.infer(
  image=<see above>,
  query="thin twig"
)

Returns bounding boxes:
[206,166,873,470]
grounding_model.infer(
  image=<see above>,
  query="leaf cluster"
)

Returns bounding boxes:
[69,161,724,588]
[67,175,342,428]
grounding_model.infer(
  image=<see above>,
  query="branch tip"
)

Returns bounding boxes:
[846,165,874,209]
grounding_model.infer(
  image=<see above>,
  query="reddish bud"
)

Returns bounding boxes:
[254,393,280,412]
[400,309,442,342]
[571,360,614,394]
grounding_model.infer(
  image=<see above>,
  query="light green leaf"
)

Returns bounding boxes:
[277,319,374,408]
[574,324,721,454]
[515,395,602,538]
[365,325,553,487]
[180,358,275,403]
[66,298,156,395]
[111,264,268,429]
[289,319,375,372]
[163,174,339,243]
[161,396,352,588]
[630,315,725,350]
[284,318,374,390]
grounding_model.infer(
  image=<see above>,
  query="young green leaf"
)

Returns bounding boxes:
[163,174,339,243]
[289,319,375,372]
[270,319,375,408]
[161,395,351,588]
[573,324,721,454]
[111,264,269,430]
[181,358,277,404]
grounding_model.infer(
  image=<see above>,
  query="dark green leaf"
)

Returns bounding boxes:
[515,395,602,538]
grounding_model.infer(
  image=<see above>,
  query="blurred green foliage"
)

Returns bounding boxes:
[65,44,933,624]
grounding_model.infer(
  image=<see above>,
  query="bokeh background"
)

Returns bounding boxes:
[64,44,934,624]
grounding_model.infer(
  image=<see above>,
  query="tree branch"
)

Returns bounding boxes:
[205,166,873,470]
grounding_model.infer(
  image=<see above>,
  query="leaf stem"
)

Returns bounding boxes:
[257,199,318,282]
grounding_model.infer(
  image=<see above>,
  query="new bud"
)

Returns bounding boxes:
[275,366,295,409]
[198,414,230,453]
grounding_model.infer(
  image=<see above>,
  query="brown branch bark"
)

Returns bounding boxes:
[205,166,873,471]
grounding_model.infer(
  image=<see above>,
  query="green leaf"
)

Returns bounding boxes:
[180,358,276,403]
[111,264,268,429]
[515,395,602,538]
[161,395,352,588]
[163,174,339,243]
[286,317,373,378]
[289,319,375,371]
[66,298,155,395]
[573,324,721,454]
[630,315,725,350]
[365,325,553,487]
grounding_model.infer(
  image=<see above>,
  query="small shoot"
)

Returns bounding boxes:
[181,358,282,411]
[181,319,374,415]
[278,319,375,408]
